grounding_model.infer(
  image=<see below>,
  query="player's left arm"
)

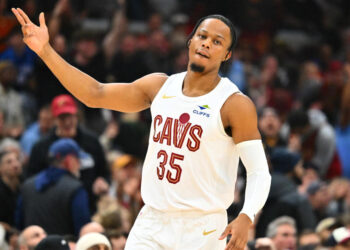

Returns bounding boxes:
[219,93,271,250]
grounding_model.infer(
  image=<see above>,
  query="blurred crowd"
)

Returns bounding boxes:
[0,0,350,249]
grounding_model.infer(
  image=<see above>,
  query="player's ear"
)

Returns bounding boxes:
[224,51,232,62]
[187,39,191,48]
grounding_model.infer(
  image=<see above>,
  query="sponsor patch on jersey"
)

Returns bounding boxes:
[198,104,210,110]
[193,105,210,118]
[193,109,210,118]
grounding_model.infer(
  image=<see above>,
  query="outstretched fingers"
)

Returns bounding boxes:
[16,8,33,25]
[11,8,26,26]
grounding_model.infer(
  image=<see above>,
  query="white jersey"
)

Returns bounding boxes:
[141,72,240,212]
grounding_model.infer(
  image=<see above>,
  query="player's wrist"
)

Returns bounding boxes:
[237,212,253,225]
[38,43,52,59]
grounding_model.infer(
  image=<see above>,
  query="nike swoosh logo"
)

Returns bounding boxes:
[203,229,217,236]
[162,94,176,99]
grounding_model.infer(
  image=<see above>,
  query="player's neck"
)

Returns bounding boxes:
[183,70,221,97]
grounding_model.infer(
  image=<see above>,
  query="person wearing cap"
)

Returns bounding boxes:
[26,94,110,211]
[306,181,333,222]
[269,146,304,180]
[324,227,350,249]
[35,235,70,250]
[16,138,91,236]
[76,232,111,250]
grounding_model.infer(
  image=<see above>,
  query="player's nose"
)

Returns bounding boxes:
[201,39,210,49]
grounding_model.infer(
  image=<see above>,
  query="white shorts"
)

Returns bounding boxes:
[125,205,228,250]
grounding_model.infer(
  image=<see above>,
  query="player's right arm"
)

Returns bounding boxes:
[11,8,167,113]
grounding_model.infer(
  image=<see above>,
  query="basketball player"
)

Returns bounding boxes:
[12,8,271,250]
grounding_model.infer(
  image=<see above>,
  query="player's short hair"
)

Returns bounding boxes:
[266,216,296,238]
[187,14,237,52]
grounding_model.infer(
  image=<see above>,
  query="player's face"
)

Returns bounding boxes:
[188,18,232,73]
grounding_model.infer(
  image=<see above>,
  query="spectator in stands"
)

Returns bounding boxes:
[266,216,297,250]
[336,67,350,178]
[27,94,109,210]
[296,62,322,109]
[315,217,341,246]
[109,33,150,83]
[0,137,24,164]
[79,222,104,237]
[328,178,350,216]
[144,30,171,73]
[76,232,112,250]
[92,195,131,234]
[255,173,316,238]
[0,150,22,227]
[306,181,333,221]
[287,108,338,179]
[35,235,69,250]
[0,0,17,53]
[298,230,321,250]
[0,61,24,138]
[18,225,46,250]
[17,138,91,236]
[247,237,276,250]
[0,27,36,86]
[20,104,54,159]
[106,231,127,250]
[269,147,304,184]
[258,107,286,150]
[109,154,139,197]
[324,227,350,250]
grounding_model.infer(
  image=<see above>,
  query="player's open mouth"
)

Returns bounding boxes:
[196,51,209,59]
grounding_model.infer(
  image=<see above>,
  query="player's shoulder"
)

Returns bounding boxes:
[221,92,257,123]
[225,92,255,109]
[137,72,169,84]
[133,72,169,102]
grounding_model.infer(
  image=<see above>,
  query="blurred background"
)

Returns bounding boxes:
[1,0,350,249]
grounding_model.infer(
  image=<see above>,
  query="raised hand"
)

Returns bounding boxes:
[11,8,49,56]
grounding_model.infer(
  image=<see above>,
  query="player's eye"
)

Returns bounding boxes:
[214,40,221,45]
[198,34,206,39]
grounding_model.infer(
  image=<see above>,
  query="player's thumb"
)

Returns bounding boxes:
[39,12,46,27]
[218,227,230,240]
